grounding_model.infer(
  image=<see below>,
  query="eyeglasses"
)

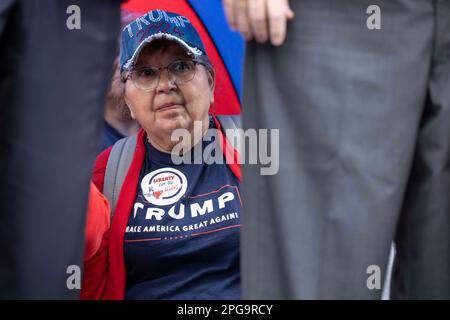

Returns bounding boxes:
[123,59,205,91]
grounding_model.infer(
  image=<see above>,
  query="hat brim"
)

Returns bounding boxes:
[122,32,204,72]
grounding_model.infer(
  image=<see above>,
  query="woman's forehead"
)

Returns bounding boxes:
[135,41,190,66]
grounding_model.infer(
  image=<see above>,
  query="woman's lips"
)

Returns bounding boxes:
[156,103,183,111]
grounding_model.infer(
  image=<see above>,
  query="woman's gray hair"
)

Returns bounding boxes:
[196,54,214,74]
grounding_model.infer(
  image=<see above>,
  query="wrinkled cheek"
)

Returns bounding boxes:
[184,103,201,123]
[189,93,211,120]
[126,90,154,120]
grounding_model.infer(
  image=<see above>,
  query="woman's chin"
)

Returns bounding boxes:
[157,108,186,121]
[158,116,191,133]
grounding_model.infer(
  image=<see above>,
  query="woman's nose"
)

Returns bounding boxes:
[156,69,177,93]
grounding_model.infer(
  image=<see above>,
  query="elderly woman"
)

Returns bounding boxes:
[82,10,242,300]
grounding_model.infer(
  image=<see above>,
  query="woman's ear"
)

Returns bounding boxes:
[129,107,136,120]
[121,82,137,120]
[207,68,216,93]
[123,95,136,120]
[207,68,216,104]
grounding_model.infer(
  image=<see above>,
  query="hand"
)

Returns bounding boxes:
[223,0,295,46]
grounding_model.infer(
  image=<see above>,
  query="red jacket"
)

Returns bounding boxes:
[81,116,241,299]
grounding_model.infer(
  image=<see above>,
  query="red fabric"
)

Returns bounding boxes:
[104,129,146,299]
[213,116,242,181]
[92,146,112,192]
[82,119,241,299]
[84,183,111,260]
[121,0,241,115]
[82,130,146,300]
[80,182,110,300]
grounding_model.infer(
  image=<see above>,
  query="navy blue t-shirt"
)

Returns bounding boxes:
[124,119,241,299]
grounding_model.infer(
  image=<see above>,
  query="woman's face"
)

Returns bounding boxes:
[124,41,214,149]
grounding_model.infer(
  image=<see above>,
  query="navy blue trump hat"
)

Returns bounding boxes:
[120,9,208,74]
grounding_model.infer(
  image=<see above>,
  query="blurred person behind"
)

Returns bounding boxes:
[100,56,140,152]
[100,10,140,152]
